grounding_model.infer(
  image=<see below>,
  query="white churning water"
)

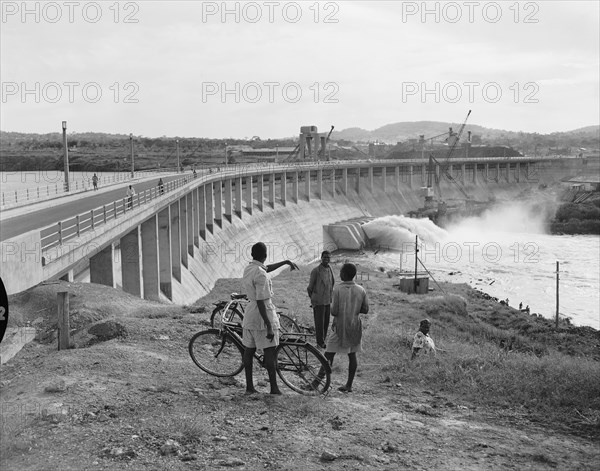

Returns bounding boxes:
[362,203,600,329]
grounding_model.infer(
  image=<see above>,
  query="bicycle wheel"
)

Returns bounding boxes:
[189,329,244,377]
[276,342,331,395]
[210,305,244,330]
[278,313,300,333]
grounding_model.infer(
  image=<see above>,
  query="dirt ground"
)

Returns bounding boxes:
[1,259,599,470]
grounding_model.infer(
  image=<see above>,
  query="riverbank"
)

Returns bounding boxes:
[1,254,598,470]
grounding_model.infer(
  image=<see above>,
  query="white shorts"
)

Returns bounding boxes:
[242,328,279,350]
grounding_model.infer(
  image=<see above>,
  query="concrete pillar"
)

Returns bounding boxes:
[198,186,206,241]
[141,215,160,301]
[368,167,374,192]
[170,201,181,283]
[292,172,299,203]
[158,207,172,300]
[268,173,275,208]
[192,188,199,248]
[317,169,323,199]
[245,175,253,215]
[59,270,74,282]
[257,174,264,211]
[342,168,348,195]
[281,172,287,206]
[186,193,194,255]
[485,163,489,181]
[382,167,387,192]
[496,163,501,182]
[304,170,311,202]
[235,177,243,218]
[356,168,361,194]
[206,182,214,233]
[180,196,188,269]
[516,162,521,182]
[408,165,413,188]
[473,164,477,183]
[224,178,233,222]
[214,180,223,227]
[395,166,400,190]
[90,243,115,288]
[461,163,466,183]
[121,226,142,297]
[330,169,336,197]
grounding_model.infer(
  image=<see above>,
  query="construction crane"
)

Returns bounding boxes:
[422,110,472,212]
[319,125,335,160]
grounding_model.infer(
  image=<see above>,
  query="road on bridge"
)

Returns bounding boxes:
[0,175,183,242]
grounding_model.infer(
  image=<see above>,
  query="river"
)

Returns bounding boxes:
[362,202,600,329]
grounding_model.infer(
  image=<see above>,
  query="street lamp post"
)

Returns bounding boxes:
[225,143,228,166]
[176,139,180,173]
[62,121,70,192]
[130,133,134,178]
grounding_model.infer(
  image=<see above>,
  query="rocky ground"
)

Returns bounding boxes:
[1,257,599,470]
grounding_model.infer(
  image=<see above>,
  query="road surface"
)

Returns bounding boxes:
[0,175,182,241]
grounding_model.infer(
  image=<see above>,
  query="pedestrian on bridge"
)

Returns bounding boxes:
[92,173,99,191]
[126,185,136,209]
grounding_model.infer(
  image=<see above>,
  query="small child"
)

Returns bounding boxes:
[323,263,369,393]
[411,319,436,360]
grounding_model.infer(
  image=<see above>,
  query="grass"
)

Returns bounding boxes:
[362,287,600,434]
[194,264,600,435]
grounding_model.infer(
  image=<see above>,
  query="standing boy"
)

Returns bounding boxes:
[242,242,298,395]
[323,263,369,393]
[307,251,335,349]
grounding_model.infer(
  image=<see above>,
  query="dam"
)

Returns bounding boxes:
[0,156,589,304]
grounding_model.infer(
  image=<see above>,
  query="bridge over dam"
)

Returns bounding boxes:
[0,156,587,304]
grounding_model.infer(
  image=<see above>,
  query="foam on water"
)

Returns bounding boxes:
[362,203,600,329]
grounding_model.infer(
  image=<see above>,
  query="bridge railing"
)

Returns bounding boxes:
[1,167,180,209]
[40,172,195,251]
[38,162,353,251]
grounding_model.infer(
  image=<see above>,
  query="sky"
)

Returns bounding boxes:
[1,0,599,139]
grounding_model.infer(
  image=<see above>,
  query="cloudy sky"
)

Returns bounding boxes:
[1,1,598,138]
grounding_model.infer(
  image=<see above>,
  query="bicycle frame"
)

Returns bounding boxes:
[207,321,331,394]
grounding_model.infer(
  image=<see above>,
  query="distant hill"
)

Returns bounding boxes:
[565,125,600,135]
[332,122,600,145]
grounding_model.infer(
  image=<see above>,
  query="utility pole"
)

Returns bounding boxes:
[413,235,419,293]
[555,261,560,328]
[129,133,134,178]
[176,139,180,172]
[62,121,70,191]
[225,142,228,166]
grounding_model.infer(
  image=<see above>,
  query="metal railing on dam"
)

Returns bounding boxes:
[37,160,344,251]
[35,156,550,252]
[0,167,181,210]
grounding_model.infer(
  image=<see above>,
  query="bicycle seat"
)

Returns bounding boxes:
[230,293,248,300]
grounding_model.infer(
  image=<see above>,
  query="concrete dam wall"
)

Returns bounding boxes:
[3,157,583,303]
[170,162,569,304]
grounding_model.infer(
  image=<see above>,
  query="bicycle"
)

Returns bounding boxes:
[210,293,300,333]
[188,321,331,395]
